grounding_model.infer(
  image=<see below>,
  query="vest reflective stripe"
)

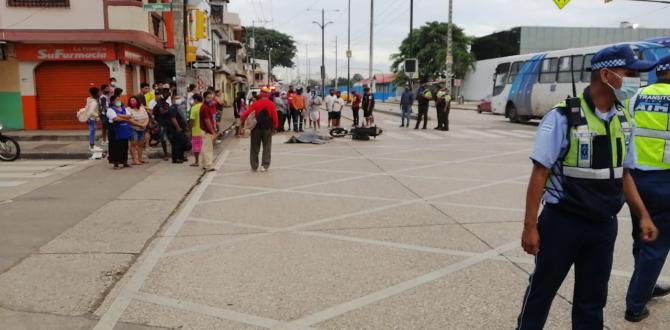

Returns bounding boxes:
[563,167,624,179]
[635,127,670,140]
[631,83,670,169]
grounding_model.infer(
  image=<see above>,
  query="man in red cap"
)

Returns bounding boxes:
[241,87,279,172]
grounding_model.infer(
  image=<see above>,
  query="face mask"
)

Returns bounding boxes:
[605,69,640,102]
[114,101,122,107]
[110,82,116,87]
[175,99,184,105]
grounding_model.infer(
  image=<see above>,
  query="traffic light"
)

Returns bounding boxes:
[186,45,197,63]
[195,10,207,40]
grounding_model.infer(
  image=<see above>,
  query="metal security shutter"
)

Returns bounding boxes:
[125,65,134,96]
[35,61,109,129]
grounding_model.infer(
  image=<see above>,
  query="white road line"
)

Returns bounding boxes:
[133,292,294,329]
[461,129,501,138]
[93,151,231,330]
[0,172,52,178]
[383,132,412,140]
[275,241,519,329]
[441,131,470,139]
[489,129,531,138]
[407,131,442,140]
[0,181,26,187]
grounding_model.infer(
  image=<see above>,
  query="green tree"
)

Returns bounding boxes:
[390,22,475,83]
[246,26,297,68]
[352,73,364,83]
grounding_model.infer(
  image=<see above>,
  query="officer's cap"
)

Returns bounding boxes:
[654,54,670,73]
[590,45,655,72]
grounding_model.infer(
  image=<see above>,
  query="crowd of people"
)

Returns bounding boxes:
[82,79,225,170]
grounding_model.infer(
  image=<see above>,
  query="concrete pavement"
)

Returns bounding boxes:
[86,109,670,329]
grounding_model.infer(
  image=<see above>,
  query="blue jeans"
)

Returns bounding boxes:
[626,170,670,313]
[400,105,411,125]
[87,119,96,146]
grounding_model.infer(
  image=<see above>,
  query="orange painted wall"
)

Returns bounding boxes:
[21,96,38,129]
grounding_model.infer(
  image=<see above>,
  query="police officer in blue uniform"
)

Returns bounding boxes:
[516,45,658,330]
[623,54,670,322]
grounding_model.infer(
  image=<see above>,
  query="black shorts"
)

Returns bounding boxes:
[327,112,333,120]
[331,112,341,120]
[363,110,372,118]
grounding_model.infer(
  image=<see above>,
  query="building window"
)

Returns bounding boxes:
[7,0,69,7]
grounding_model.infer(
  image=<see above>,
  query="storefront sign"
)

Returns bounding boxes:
[16,44,116,61]
[118,45,155,68]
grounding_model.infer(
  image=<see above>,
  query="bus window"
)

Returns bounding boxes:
[581,54,595,82]
[507,62,522,84]
[493,62,510,96]
[539,58,558,83]
[557,55,584,83]
[572,55,584,82]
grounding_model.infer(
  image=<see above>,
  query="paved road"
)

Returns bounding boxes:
[90,109,670,330]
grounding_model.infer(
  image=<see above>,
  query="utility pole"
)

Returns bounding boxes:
[446,0,453,93]
[347,0,351,101]
[268,48,272,85]
[250,19,270,87]
[172,0,187,97]
[309,8,338,96]
[334,35,338,90]
[409,0,414,90]
[306,43,309,85]
[369,0,374,90]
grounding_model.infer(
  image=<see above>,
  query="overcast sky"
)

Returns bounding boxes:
[228,0,670,81]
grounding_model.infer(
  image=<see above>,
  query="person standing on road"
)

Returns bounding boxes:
[167,94,189,164]
[106,96,137,169]
[305,87,313,129]
[99,85,112,146]
[127,96,149,165]
[516,45,658,330]
[362,87,375,127]
[141,83,155,108]
[200,91,218,172]
[291,88,306,132]
[276,91,289,132]
[325,89,336,128]
[331,91,345,128]
[309,90,323,130]
[435,87,451,131]
[189,94,204,167]
[153,88,172,161]
[233,91,246,137]
[415,84,429,130]
[240,87,279,172]
[399,85,414,128]
[82,87,102,152]
[623,54,670,323]
[351,90,362,127]
[286,86,295,132]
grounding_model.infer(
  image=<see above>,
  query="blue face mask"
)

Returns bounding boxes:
[605,69,641,102]
[115,101,123,107]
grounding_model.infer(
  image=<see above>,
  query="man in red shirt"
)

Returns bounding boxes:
[200,91,218,171]
[351,90,362,127]
[241,87,279,172]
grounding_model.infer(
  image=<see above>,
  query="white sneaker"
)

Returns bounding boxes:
[259,166,267,172]
[90,146,103,152]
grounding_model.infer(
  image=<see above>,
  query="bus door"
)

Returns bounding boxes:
[491,62,510,115]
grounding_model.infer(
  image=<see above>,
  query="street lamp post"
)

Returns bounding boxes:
[310,8,338,96]
[347,0,352,101]
[446,0,453,92]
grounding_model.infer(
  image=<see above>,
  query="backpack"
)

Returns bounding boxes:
[76,108,89,123]
[256,108,272,130]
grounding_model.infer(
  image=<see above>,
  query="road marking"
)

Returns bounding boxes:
[407,131,442,140]
[276,241,519,329]
[93,151,231,330]
[133,292,297,329]
[461,129,501,138]
[0,172,52,178]
[490,129,532,138]
[0,181,27,187]
[440,131,470,139]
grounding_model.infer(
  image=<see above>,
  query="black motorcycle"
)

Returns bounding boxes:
[329,126,383,141]
[0,122,20,161]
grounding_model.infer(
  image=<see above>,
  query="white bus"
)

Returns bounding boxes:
[490,40,670,122]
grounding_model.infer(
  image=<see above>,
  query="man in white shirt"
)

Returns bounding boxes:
[331,91,345,128]
[324,89,336,128]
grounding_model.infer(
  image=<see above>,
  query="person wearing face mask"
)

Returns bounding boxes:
[515,45,659,330]
[109,77,117,88]
[127,96,150,165]
[106,96,140,169]
[622,54,670,323]
[167,95,189,164]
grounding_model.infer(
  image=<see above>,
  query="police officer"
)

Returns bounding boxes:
[623,54,670,322]
[516,45,658,330]
[435,87,451,131]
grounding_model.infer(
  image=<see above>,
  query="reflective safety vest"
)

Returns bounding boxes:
[423,90,432,99]
[552,90,632,219]
[436,90,451,101]
[627,83,670,169]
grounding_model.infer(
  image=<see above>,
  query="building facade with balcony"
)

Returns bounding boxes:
[0,0,173,130]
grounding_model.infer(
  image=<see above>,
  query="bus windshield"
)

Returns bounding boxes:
[493,62,510,96]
